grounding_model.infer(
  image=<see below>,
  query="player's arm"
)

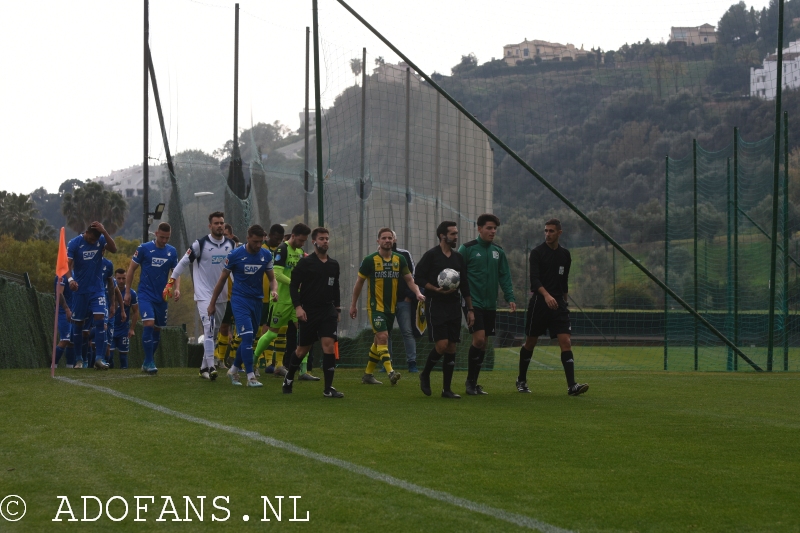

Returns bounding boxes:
[403,273,425,301]
[459,257,474,326]
[92,221,116,253]
[124,257,140,306]
[106,277,117,319]
[498,249,516,312]
[562,252,571,304]
[333,264,341,320]
[59,290,72,321]
[530,249,557,309]
[290,260,306,321]
[113,282,125,320]
[349,276,367,319]
[66,255,78,292]
[207,269,231,316]
[265,269,278,302]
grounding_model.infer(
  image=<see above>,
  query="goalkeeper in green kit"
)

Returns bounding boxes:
[254,223,318,380]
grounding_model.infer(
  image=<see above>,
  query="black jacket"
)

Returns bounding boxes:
[290,253,341,310]
[414,245,470,323]
[529,242,571,297]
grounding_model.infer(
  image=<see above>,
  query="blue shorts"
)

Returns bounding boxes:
[231,297,262,337]
[71,292,106,322]
[139,297,168,327]
[58,315,71,342]
[111,335,130,353]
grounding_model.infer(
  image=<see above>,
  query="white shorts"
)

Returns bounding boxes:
[197,300,227,337]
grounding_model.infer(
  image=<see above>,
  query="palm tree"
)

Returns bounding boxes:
[0,192,40,241]
[350,57,362,85]
[374,56,385,67]
[32,219,57,241]
[61,181,128,234]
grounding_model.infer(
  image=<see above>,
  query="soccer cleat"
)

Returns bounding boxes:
[474,384,488,395]
[73,361,83,369]
[388,370,402,385]
[516,379,531,393]
[227,371,242,386]
[407,361,418,373]
[94,358,109,370]
[282,378,293,394]
[323,387,344,398]
[568,383,589,396]
[107,360,114,369]
[247,378,263,387]
[441,390,461,399]
[199,367,211,380]
[141,365,149,374]
[299,372,321,381]
[419,373,431,396]
[146,364,158,375]
[215,358,228,370]
[264,364,275,374]
[274,366,288,377]
[362,373,383,385]
[209,367,218,381]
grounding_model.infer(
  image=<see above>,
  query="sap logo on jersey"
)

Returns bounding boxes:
[151,258,168,267]
[244,264,261,274]
[82,250,98,260]
[211,255,226,265]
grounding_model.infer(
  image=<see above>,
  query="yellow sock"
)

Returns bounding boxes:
[215,332,229,360]
[378,344,393,373]
[366,343,380,374]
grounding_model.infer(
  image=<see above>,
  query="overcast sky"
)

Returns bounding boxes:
[0,0,770,195]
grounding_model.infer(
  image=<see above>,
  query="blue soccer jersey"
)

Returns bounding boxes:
[132,241,178,302]
[67,234,107,295]
[114,288,137,337]
[224,246,274,301]
[100,258,115,305]
[55,275,74,318]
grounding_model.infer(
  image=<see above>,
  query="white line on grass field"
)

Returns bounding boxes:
[56,376,571,533]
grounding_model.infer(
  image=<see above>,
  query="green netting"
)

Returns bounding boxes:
[0,277,55,368]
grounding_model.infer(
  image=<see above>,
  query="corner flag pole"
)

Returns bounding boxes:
[51,227,69,377]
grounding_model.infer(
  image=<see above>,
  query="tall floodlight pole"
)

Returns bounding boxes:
[312,0,325,226]
[143,0,149,243]
[768,0,786,371]
[359,47,367,264]
[304,27,310,228]
[404,67,411,251]
[234,3,239,160]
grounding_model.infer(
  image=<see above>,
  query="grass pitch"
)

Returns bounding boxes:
[1,367,798,532]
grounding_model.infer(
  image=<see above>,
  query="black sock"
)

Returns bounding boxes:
[286,352,302,381]
[442,352,456,391]
[307,351,314,372]
[422,347,442,376]
[519,346,533,382]
[322,352,335,390]
[467,345,485,383]
[283,322,298,368]
[561,350,575,387]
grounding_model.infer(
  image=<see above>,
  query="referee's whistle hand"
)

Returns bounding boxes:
[349,305,358,319]
[545,294,558,309]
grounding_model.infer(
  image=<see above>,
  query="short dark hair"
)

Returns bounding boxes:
[247,224,267,238]
[291,223,311,237]
[268,224,285,236]
[115,268,126,275]
[157,222,171,233]
[208,211,224,223]
[232,235,240,243]
[311,227,329,240]
[436,221,457,241]
[544,218,562,230]
[85,226,101,238]
[377,227,393,239]
[477,213,500,228]
[224,223,233,232]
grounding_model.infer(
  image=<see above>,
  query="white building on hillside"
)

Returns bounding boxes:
[502,39,594,66]
[93,164,167,198]
[751,41,800,100]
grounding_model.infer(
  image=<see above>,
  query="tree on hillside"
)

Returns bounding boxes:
[58,179,85,195]
[214,122,291,162]
[374,56,385,67]
[32,218,57,241]
[718,1,759,44]
[350,57,362,85]
[451,53,478,75]
[61,182,128,234]
[0,192,40,241]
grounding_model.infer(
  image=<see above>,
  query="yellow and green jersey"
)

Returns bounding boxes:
[261,242,280,303]
[273,242,305,308]
[358,252,410,314]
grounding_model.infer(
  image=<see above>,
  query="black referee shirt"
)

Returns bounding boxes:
[290,253,341,310]
[529,242,571,297]
[414,245,470,322]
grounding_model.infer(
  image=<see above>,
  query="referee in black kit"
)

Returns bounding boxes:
[282,227,344,398]
[414,221,474,399]
[518,218,588,396]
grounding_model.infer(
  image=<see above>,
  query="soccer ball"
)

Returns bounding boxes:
[437,268,460,290]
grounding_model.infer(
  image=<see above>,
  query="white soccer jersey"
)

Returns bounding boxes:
[172,235,235,302]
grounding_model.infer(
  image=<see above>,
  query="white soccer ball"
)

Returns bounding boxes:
[437,268,460,290]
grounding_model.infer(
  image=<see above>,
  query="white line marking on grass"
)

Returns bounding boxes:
[56,376,571,533]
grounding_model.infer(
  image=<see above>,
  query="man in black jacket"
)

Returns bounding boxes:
[282,227,343,398]
[414,221,474,399]
[519,218,588,396]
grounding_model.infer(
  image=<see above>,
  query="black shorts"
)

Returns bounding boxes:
[525,294,571,339]
[260,302,274,326]
[427,317,461,343]
[298,307,338,347]
[222,301,234,325]
[464,308,496,336]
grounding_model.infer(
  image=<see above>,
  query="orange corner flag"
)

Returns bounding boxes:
[56,227,69,277]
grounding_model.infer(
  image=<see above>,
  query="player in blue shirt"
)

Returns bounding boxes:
[124,222,178,375]
[110,268,138,369]
[95,257,123,368]
[66,221,117,370]
[208,225,277,387]
[54,274,75,368]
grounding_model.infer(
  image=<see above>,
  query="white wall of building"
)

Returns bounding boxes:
[751,41,800,100]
